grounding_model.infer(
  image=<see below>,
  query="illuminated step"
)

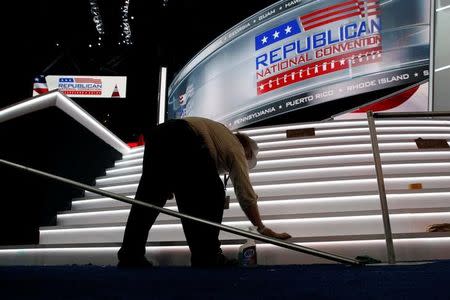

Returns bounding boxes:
[259,134,450,150]
[70,190,450,212]
[70,190,450,211]
[83,174,450,199]
[3,232,450,266]
[250,126,450,142]
[96,163,450,188]
[115,133,450,156]
[121,151,144,160]
[128,145,145,153]
[257,142,429,160]
[98,141,438,185]
[96,173,142,186]
[4,232,450,266]
[107,139,450,170]
[71,195,174,211]
[58,192,450,226]
[40,210,450,245]
[115,158,143,167]
[240,120,450,136]
[254,151,450,171]
[105,165,143,177]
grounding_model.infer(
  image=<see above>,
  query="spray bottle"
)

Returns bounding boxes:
[238,226,258,267]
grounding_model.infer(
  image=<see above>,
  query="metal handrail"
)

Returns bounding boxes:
[367,111,396,264]
[366,110,450,265]
[0,158,363,266]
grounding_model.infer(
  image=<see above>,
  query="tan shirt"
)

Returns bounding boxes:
[184,117,258,209]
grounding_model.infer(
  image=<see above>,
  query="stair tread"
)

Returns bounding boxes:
[44,207,450,230]
[3,232,450,250]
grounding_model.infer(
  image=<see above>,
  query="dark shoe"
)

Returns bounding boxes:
[117,257,153,268]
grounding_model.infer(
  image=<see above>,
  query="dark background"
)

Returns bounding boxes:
[1,0,278,143]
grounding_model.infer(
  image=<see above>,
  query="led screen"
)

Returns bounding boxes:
[168,0,430,129]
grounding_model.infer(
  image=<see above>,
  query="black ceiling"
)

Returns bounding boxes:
[2,0,278,141]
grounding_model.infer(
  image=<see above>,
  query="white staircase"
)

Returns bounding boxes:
[2,119,450,266]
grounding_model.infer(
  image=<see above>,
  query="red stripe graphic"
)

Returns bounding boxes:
[74,78,102,84]
[63,90,102,95]
[303,5,360,26]
[34,88,49,94]
[257,47,382,95]
[353,85,420,113]
[358,0,380,16]
[300,0,380,31]
[301,0,357,20]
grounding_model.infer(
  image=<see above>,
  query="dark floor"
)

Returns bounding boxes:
[1,260,450,299]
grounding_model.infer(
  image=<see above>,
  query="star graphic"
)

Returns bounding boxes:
[259,84,264,90]
[285,26,292,34]
[261,36,268,44]
[340,59,346,65]
[279,105,282,109]
[273,31,280,39]
[414,73,419,77]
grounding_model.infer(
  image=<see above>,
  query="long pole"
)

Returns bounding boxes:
[0,158,363,266]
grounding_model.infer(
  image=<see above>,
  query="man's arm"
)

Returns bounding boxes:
[242,203,292,240]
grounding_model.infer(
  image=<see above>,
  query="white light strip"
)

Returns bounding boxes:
[0,246,191,254]
[106,165,142,175]
[115,158,142,167]
[259,142,419,156]
[58,209,130,218]
[65,191,450,218]
[257,151,450,166]
[436,4,450,12]
[42,212,450,234]
[0,93,56,121]
[121,152,144,160]
[251,162,450,177]
[0,91,130,154]
[72,195,135,204]
[259,134,450,148]
[243,120,450,136]
[158,67,167,125]
[240,121,370,135]
[96,174,141,184]
[253,126,450,141]
[4,237,450,255]
[59,206,180,219]
[55,93,129,154]
[128,146,145,153]
[85,183,138,193]
[435,65,450,72]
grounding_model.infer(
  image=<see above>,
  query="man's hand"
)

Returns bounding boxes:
[257,226,292,240]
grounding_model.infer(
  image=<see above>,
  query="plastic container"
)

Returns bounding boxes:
[238,226,258,267]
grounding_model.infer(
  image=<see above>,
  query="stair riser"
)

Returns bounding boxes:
[84,177,450,199]
[69,192,450,212]
[41,213,450,244]
[60,195,450,226]
[95,163,450,188]
[251,128,450,142]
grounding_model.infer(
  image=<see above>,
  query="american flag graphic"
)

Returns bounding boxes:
[300,0,380,31]
[33,75,49,95]
[255,19,302,51]
[59,77,102,84]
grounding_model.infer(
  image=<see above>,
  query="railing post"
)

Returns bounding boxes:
[367,111,396,264]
